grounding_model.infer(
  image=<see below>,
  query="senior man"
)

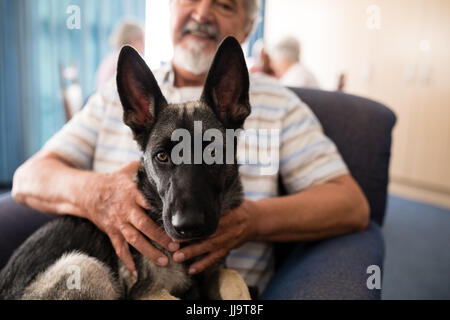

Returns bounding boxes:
[2,0,382,299]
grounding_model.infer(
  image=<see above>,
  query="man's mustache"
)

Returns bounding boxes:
[181,20,221,43]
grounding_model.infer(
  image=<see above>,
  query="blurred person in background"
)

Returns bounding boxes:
[96,20,145,89]
[270,36,319,89]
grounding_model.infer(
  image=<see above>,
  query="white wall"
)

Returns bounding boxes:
[145,0,172,70]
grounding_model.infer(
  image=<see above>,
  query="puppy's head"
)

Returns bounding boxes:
[117,36,251,241]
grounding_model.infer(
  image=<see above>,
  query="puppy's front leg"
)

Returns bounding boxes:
[204,268,251,300]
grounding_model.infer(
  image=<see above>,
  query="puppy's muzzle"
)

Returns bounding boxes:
[171,210,212,239]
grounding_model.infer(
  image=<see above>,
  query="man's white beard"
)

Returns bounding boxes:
[173,38,215,76]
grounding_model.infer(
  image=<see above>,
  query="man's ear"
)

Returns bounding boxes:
[201,36,251,129]
[116,45,167,148]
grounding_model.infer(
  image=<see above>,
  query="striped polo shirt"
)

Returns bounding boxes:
[43,65,348,294]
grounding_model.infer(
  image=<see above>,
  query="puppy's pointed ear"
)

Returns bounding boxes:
[117,46,167,148]
[201,36,251,129]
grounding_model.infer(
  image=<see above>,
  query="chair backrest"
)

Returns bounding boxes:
[288,88,396,225]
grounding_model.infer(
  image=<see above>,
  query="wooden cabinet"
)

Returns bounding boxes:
[380,0,450,205]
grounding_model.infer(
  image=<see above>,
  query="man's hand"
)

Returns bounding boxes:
[171,200,258,274]
[82,161,179,277]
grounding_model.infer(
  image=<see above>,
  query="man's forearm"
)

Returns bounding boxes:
[12,151,96,218]
[250,174,370,242]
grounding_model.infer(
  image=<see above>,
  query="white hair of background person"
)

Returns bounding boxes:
[271,36,301,63]
[109,20,145,49]
[270,36,320,89]
[96,20,144,89]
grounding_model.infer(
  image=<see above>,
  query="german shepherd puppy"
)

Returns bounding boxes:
[0,37,251,300]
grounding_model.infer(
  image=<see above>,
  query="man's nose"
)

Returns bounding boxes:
[191,0,214,24]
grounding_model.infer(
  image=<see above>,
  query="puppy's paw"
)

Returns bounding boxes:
[218,269,251,300]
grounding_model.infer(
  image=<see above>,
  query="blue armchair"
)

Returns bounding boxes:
[263,88,396,299]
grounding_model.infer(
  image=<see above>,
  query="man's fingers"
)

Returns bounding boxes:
[188,250,228,275]
[128,208,179,252]
[173,241,210,263]
[109,233,136,276]
[120,223,169,267]
[135,190,151,210]
[173,234,228,263]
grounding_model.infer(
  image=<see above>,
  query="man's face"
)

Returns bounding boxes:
[170,0,249,75]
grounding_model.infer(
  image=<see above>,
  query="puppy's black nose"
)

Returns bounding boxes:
[171,211,206,238]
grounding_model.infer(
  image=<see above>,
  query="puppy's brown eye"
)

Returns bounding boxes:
[156,152,169,163]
